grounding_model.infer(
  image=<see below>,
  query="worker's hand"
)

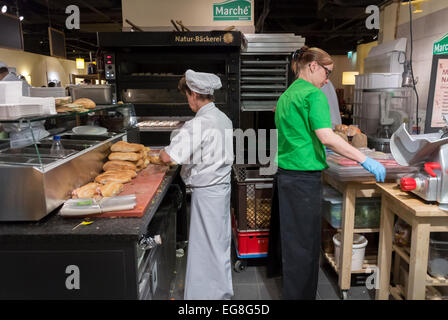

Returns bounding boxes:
[361,157,386,182]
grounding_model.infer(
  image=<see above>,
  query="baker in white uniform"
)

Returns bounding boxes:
[160,69,234,300]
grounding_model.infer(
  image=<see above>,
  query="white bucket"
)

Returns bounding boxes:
[333,233,368,271]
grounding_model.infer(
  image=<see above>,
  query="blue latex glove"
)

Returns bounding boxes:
[361,157,386,182]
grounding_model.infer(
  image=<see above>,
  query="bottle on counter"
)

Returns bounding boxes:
[50,135,65,157]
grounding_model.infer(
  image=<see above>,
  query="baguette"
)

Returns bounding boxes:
[95,171,134,184]
[72,98,96,109]
[110,141,145,153]
[103,160,137,172]
[97,182,124,197]
[108,152,142,162]
[102,169,137,179]
[72,182,101,199]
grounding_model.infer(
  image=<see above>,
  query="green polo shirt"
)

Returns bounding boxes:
[275,78,332,171]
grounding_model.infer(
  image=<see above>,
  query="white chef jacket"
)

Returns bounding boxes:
[165,102,234,187]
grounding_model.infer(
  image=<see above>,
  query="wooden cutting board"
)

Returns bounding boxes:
[89,164,169,218]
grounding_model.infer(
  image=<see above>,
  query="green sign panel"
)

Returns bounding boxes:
[213,0,251,21]
[434,33,448,55]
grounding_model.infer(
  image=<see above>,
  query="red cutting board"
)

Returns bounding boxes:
[89,164,169,218]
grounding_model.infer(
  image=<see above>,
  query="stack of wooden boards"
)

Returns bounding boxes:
[72,141,156,199]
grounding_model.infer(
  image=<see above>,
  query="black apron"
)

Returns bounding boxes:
[267,168,323,300]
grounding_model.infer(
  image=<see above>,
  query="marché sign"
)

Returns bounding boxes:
[434,33,448,55]
[213,0,251,21]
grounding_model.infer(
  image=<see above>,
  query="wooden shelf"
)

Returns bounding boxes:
[427,274,448,286]
[393,244,448,287]
[324,252,377,274]
[391,284,448,300]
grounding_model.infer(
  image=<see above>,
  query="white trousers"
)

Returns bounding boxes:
[184,183,233,300]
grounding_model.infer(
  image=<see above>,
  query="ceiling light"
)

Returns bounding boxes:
[1,5,7,13]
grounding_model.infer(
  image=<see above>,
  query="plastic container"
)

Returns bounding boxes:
[0,81,22,104]
[322,186,381,229]
[0,103,44,120]
[234,231,269,257]
[232,164,273,231]
[428,233,448,278]
[333,233,368,271]
[50,135,65,157]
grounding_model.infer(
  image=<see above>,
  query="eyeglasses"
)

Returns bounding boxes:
[308,63,332,79]
[319,63,331,79]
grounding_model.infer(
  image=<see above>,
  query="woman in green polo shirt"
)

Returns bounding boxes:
[274,46,385,300]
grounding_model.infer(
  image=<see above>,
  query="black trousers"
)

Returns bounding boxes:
[275,168,323,300]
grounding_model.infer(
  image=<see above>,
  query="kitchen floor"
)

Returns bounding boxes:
[169,243,376,300]
[168,195,375,300]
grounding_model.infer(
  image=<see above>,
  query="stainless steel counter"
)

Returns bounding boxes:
[0,133,125,221]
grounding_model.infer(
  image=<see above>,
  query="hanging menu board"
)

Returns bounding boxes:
[425,34,448,133]
[0,13,24,50]
[48,27,66,59]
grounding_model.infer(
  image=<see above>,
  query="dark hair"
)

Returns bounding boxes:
[0,67,8,74]
[291,45,333,77]
[48,82,56,87]
[178,76,214,101]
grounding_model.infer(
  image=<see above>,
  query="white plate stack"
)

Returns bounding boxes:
[0,81,22,104]
[19,96,56,115]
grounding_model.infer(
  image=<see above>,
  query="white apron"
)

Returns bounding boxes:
[184,183,233,300]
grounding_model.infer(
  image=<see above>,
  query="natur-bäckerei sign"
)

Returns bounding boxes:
[434,33,448,55]
[213,0,251,21]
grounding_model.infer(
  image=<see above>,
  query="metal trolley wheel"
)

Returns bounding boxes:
[234,259,248,273]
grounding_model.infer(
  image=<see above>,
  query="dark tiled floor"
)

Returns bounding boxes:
[170,244,375,300]
[170,196,374,300]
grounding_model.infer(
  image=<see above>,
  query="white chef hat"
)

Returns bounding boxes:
[185,69,222,95]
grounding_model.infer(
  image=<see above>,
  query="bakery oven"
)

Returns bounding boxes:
[97,32,242,146]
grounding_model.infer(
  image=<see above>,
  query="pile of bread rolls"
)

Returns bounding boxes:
[71,141,150,199]
[334,124,368,149]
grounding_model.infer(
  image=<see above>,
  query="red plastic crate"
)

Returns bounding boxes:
[232,208,269,257]
[235,231,269,256]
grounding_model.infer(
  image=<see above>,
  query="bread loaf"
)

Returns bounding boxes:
[108,152,142,162]
[111,141,145,153]
[72,182,101,199]
[352,133,368,148]
[103,160,137,172]
[347,125,361,137]
[72,98,96,109]
[97,182,123,197]
[135,158,144,167]
[335,124,348,134]
[95,171,134,184]
[102,169,137,179]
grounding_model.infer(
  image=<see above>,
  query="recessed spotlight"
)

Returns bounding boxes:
[1,5,7,13]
